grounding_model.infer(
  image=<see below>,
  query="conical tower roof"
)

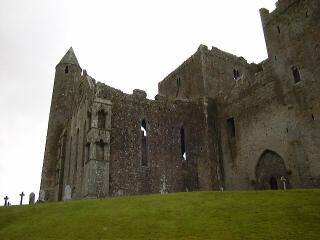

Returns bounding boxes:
[58,47,80,66]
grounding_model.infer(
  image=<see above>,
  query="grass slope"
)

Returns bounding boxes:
[0,189,319,240]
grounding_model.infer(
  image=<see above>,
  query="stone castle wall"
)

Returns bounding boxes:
[40,0,320,202]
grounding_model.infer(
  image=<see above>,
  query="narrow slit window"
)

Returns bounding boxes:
[227,118,235,137]
[65,66,69,74]
[312,114,315,121]
[277,26,281,34]
[180,128,186,160]
[141,120,147,166]
[292,66,301,83]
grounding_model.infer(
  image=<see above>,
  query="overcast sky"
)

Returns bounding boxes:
[0,0,277,205]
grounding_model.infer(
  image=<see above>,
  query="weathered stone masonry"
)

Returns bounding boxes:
[40,0,320,202]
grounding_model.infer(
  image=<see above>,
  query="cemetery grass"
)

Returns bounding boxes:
[0,189,319,240]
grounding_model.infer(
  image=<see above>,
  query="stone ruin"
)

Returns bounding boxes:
[39,0,320,202]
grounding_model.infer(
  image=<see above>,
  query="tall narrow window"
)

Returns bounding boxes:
[277,26,281,34]
[141,120,147,166]
[292,66,301,83]
[65,66,69,74]
[233,69,240,80]
[180,128,186,160]
[227,118,235,137]
[98,110,106,129]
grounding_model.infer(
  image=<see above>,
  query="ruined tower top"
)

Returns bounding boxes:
[57,47,81,67]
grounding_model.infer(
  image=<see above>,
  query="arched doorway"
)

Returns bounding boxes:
[255,150,290,190]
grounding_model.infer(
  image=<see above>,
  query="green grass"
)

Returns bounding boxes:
[0,189,319,240]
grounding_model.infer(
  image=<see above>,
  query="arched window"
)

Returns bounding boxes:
[98,110,106,129]
[180,127,186,160]
[141,120,147,166]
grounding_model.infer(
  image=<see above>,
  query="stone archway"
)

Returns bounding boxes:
[255,150,290,190]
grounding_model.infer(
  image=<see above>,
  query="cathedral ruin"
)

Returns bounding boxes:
[40,0,320,202]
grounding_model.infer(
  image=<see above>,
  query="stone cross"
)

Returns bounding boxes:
[280,176,287,190]
[63,185,72,201]
[4,196,8,206]
[29,192,35,205]
[19,192,25,205]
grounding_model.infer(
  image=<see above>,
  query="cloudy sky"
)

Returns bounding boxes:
[0,0,277,205]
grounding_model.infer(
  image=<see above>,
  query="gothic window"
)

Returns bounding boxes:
[180,127,186,160]
[98,110,106,129]
[292,66,301,83]
[141,120,147,166]
[227,118,235,137]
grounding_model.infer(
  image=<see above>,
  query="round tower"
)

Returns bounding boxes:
[40,47,82,202]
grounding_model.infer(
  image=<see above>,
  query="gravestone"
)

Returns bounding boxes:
[63,185,72,201]
[29,192,35,204]
[4,196,8,206]
[19,192,25,205]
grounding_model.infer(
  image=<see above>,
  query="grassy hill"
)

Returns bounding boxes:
[0,189,319,240]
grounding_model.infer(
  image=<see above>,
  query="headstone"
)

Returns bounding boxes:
[38,190,46,203]
[29,192,35,204]
[280,176,287,190]
[4,196,8,206]
[19,192,25,205]
[63,185,72,201]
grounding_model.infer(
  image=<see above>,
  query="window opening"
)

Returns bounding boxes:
[227,118,235,137]
[180,128,186,160]
[233,69,240,80]
[292,66,301,83]
[312,114,315,121]
[277,26,280,34]
[65,66,69,74]
[98,110,106,129]
[141,120,147,166]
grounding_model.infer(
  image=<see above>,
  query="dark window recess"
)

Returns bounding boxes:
[277,26,281,34]
[141,120,148,166]
[180,128,186,160]
[233,69,240,80]
[177,77,181,88]
[312,114,315,121]
[98,110,106,129]
[306,11,309,17]
[227,118,235,137]
[65,66,69,74]
[292,66,301,83]
[286,128,289,133]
